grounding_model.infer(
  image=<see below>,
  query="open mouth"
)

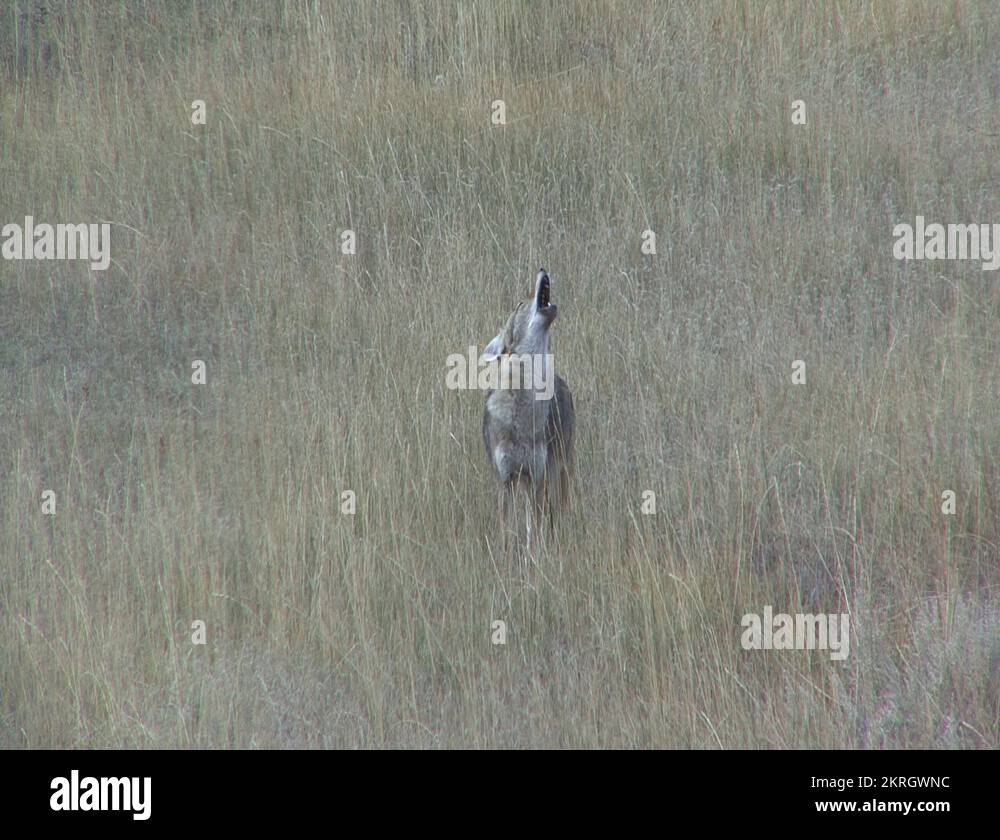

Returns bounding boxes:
[536,270,551,311]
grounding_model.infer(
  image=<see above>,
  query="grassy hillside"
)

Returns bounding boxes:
[1,0,998,747]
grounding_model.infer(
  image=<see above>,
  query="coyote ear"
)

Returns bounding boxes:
[481,332,506,362]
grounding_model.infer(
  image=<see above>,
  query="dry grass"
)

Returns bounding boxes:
[1,0,998,748]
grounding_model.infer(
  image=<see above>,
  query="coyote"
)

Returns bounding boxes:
[481,269,574,551]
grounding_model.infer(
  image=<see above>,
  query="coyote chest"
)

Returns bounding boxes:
[485,386,552,483]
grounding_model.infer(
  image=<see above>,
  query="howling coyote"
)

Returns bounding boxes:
[481,269,575,550]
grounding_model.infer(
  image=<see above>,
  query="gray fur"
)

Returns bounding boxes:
[481,269,574,537]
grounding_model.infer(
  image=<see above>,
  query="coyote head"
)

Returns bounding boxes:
[482,268,558,363]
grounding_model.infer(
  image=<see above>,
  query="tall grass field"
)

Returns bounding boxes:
[1,0,998,748]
